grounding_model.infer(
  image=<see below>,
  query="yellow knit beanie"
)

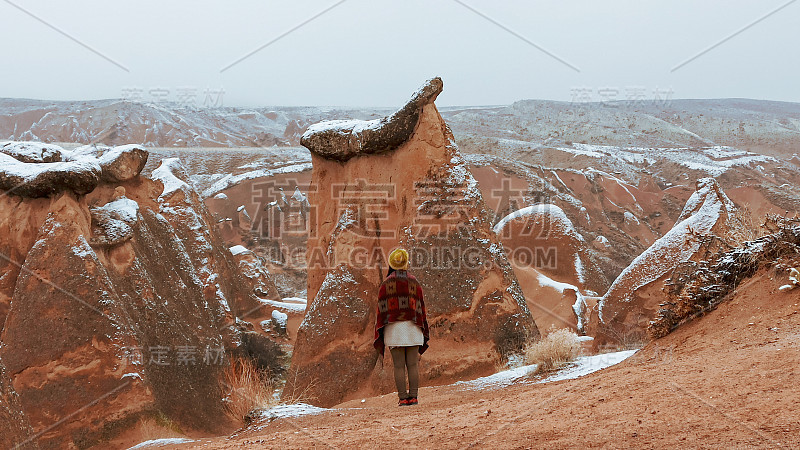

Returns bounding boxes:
[388,248,409,270]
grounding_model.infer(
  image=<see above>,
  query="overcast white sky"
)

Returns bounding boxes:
[2,0,798,107]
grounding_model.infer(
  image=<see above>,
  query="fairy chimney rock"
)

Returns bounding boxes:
[287,78,538,407]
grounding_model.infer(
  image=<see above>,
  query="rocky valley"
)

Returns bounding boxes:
[1,77,799,449]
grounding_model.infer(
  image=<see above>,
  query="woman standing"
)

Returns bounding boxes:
[374,248,430,406]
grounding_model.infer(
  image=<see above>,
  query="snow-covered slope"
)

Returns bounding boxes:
[600,177,735,309]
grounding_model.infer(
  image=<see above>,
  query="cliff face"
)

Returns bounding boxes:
[0,355,37,449]
[0,144,274,447]
[285,79,538,407]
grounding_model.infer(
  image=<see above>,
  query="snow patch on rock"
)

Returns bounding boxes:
[258,298,306,314]
[303,118,382,140]
[97,198,139,223]
[128,438,194,448]
[1,141,64,163]
[537,271,588,333]
[493,204,582,242]
[151,158,191,200]
[229,245,249,256]
[271,310,289,326]
[249,403,328,429]
[456,350,637,390]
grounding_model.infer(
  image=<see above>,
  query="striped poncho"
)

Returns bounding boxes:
[373,270,430,355]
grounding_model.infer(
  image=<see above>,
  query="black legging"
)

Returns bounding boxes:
[389,346,420,399]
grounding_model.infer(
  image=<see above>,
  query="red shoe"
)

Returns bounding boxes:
[399,398,411,406]
[407,397,418,406]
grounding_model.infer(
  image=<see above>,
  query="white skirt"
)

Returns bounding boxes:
[384,320,424,347]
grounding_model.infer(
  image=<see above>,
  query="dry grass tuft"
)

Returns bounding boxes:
[136,414,184,442]
[220,357,277,424]
[525,328,581,374]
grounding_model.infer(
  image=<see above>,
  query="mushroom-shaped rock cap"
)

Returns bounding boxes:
[300,77,443,161]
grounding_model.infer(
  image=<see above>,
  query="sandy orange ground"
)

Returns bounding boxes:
[171,270,799,449]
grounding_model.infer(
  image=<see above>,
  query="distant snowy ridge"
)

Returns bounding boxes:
[202,162,312,197]
[557,144,776,177]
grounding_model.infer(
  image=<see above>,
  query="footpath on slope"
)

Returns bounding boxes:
[162,268,799,449]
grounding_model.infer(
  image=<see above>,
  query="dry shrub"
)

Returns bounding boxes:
[136,414,183,442]
[599,326,648,352]
[494,317,534,364]
[220,357,277,424]
[650,223,800,339]
[525,328,580,374]
[728,203,767,247]
[280,366,318,405]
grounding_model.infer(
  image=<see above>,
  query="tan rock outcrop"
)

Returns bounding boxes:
[494,204,589,287]
[591,178,737,347]
[0,143,148,198]
[97,144,149,182]
[1,192,156,447]
[230,245,281,301]
[494,204,596,334]
[203,167,313,299]
[469,162,687,298]
[285,78,538,407]
[1,141,63,163]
